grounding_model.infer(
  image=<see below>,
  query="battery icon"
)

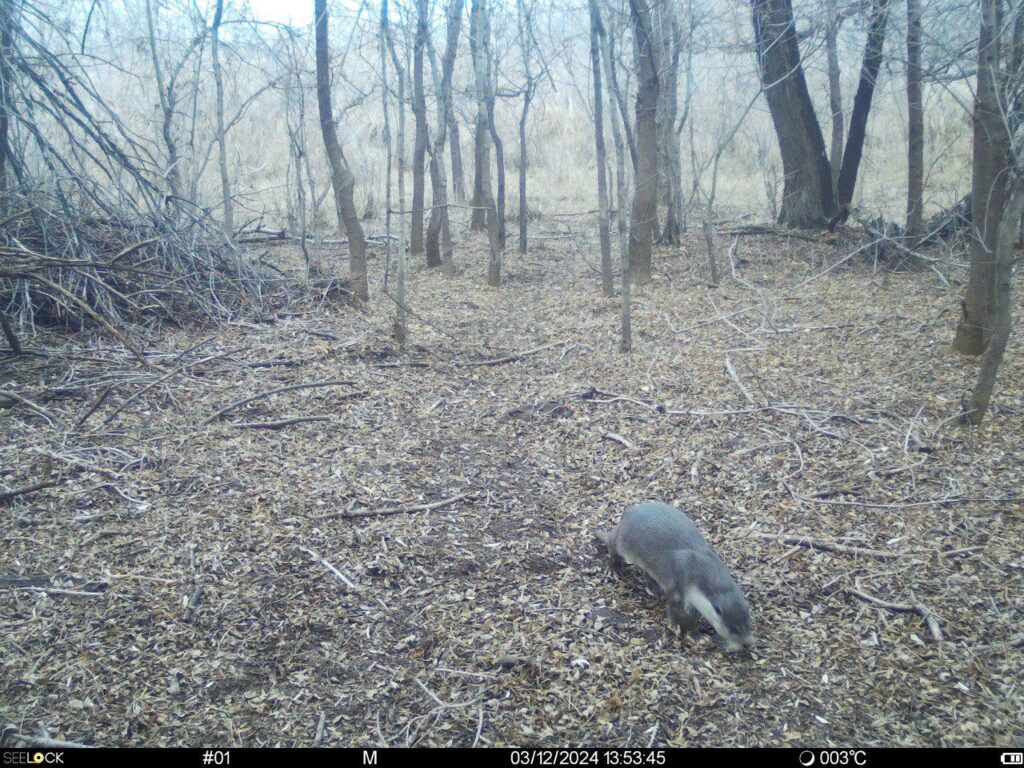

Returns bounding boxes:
[1002,754,1023,765]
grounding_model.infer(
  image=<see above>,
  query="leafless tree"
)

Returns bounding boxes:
[411,0,429,259]
[627,0,659,285]
[426,0,463,275]
[589,0,614,296]
[470,0,501,284]
[314,0,368,300]
[906,0,924,241]
[211,0,232,238]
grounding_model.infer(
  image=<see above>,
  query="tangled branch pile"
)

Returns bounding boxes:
[0,3,268,356]
[0,201,265,355]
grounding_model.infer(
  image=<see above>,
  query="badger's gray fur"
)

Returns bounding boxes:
[598,501,754,650]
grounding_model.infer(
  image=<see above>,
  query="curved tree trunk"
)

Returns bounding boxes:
[750,0,836,229]
[315,0,368,300]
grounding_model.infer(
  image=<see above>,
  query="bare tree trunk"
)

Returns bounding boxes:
[411,0,429,259]
[905,0,924,241]
[627,0,659,285]
[449,111,466,203]
[601,12,631,351]
[487,98,507,249]
[469,0,492,233]
[590,0,613,297]
[655,4,682,245]
[605,11,638,173]
[314,0,369,301]
[470,0,501,284]
[967,178,1024,423]
[427,0,463,275]
[145,0,182,203]
[825,5,843,197]
[0,0,13,203]
[516,0,537,255]
[384,2,407,338]
[750,0,836,228]
[835,0,889,219]
[211,0,232,238]
[953,0,1011,355]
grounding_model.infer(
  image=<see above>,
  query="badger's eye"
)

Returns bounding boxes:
[714,606,723,615]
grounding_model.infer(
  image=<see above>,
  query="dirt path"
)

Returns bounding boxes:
[2,230,1022,747]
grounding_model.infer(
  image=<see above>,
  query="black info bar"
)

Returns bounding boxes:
[1,748,1019,767]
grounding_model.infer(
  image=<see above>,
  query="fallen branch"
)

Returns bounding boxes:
[725,355,755,404]
[182,580,204,622]
[317,492,471,520]
[846,584,943,642]
[455,340,569,368]
[7,734,95,748]
[203,380,358,424]
[754,532,899,560]
[0,478,60,502]
[299,546,359,591]
[601,431,636,450]
[231,416,329,430]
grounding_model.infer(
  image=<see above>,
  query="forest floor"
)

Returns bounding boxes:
[2,216,1022,747]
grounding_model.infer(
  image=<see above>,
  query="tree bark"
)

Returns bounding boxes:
[656,5,682,245]
[967,178,1023,424]
[469,0,501,284]
[384,0,407,335]
[315,0,369,300]
[426,0,462,275]
[953,0,1011,355]
[825,6,843,197]
[516,0,536,255]
[905,0,924,241]
[627,0,659,285]
[144,0,182,203]
[411,0,429,259]
[448,111,466,203]
[750,0,837,228]
[600,11,631,350]
[835,0,889,218]
[211,0,233,238]
[590,0,613,296]
[0,0,14,203]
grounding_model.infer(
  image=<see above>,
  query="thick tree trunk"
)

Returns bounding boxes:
[835,0,889,218]
[426,0,463,275]
[627,0,659,285]
[953,0,1011,355]
[411,0,429,259]
[211,0,232,238]
[967,178,1023,424]
[590,0,613,297]
[905,0,924,241]
[384,0,407,333]
[750,0,836,228]
[315,0,368,300]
